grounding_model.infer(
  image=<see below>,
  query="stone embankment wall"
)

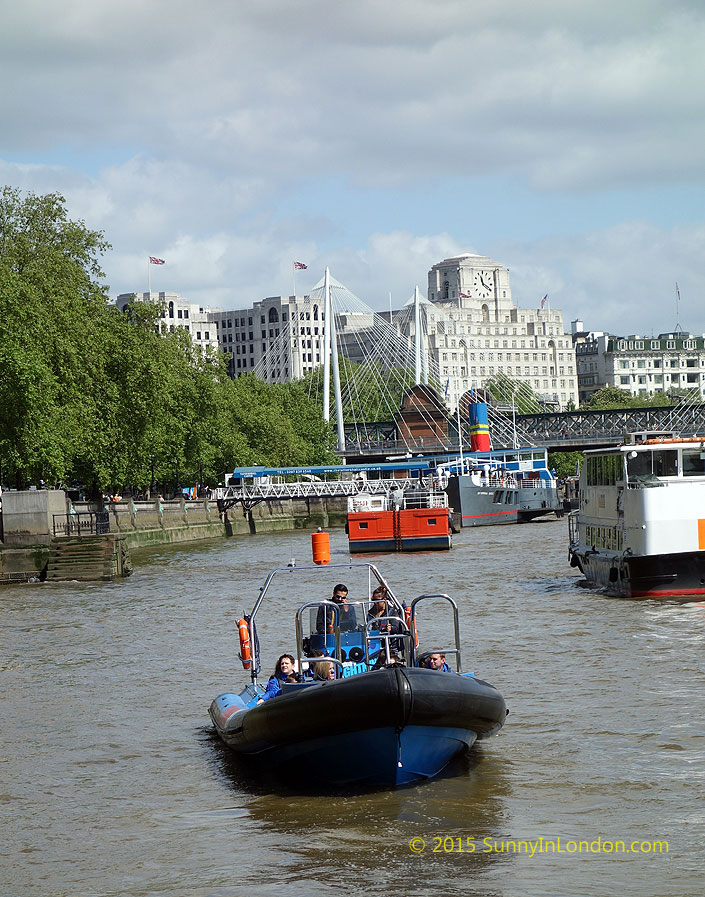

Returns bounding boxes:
[1,492,349,584]
[71,495,348,546]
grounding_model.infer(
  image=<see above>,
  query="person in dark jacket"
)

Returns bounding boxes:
[424,652,453,672]
[315,584,358,633]
[257,654,297,703]
[366,586,403,633]
[367,586,404,654]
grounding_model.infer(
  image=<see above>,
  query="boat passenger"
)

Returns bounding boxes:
[313,660,336,680]
[367,586,404,651]
[424,652,453,673]
[315,583,358,633]
[367,586,403,633]
[373,647,404,669]
[257,654,297,703]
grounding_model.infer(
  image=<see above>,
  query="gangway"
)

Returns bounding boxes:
[215,461,432,512]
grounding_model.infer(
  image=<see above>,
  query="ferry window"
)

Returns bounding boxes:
[427,518,437,526]
[652,450,677,477]
[682,449,705,477]
[626,451,651,480]
[493,491,503,504]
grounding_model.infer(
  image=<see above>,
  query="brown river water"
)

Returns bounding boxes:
[1,519,703,897]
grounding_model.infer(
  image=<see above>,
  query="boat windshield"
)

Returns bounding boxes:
[627,449,677,481]
[682,448,705,477]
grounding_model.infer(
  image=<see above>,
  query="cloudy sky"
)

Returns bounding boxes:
[2,0,704,336]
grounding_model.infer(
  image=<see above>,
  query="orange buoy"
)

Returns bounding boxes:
[311,530,331,565]
[238,617,251,669]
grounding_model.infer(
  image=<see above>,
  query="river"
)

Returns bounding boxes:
[1,519,703,897]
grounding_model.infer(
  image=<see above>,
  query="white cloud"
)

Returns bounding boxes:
[2,0,704,339]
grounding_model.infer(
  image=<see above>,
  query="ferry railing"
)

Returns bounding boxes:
[409,593,462,673]
[217,477,412,502]
[52,511,110,537]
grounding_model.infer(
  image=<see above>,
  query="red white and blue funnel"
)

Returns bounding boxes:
[468,402,491,452]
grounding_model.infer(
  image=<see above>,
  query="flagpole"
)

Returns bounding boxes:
[292,263,296,298]
[148,258,151,298]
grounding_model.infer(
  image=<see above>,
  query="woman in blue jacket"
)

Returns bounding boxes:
[257,654,297,703]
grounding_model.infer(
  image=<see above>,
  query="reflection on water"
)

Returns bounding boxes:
[2,522,704,897]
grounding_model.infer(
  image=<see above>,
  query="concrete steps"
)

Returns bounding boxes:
[44,536,129,582]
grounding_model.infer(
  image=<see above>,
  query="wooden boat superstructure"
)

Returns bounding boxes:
[568,432,705,599]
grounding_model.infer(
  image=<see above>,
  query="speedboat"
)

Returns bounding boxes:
[209,554,507,788]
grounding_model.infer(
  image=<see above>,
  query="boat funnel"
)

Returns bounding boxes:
[468,402,491,452]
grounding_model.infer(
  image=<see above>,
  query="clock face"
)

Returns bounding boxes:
[474,271,492,296]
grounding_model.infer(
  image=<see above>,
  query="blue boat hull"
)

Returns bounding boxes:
[268,725,476,786]
[210,666,506,787]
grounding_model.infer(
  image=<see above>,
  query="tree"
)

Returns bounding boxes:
[483,372,542,413]
[584,386,692,410]
[548,451,583,478]
[0,187,112,486]
[0,188,337,491]
[302,356,422,423]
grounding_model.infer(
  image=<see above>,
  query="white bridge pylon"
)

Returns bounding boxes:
[309,270,438,448]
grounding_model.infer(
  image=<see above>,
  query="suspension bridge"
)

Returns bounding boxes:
[253,267,705,460]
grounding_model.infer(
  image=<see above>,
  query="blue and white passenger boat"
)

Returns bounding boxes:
[209,554,507,788]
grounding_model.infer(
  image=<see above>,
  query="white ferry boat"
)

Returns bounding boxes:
[568,432,705,599]
[441,447,563,527]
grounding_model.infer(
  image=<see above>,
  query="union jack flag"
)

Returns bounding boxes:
[149,257,165,265]
[540,294,548,308]
[459,292,470,299]
[293,261,307,270]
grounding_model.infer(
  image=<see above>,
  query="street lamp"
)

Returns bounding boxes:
[150,454,155,498]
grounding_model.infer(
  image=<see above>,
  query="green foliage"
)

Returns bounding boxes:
[483,371,542,413]
[584,386,691,410]
[303,356,420,423]
[0,188,336,490]
[548,451,582,478]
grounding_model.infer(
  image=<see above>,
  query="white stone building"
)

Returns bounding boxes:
[209,294,326,381]
[575,330,705,404]
[402,253,579,411]
[115,292,221,352]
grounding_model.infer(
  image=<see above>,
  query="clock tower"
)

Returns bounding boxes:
[427,253,512,317]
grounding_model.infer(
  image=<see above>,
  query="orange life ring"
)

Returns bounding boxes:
[404,606,419,648]
[238,617,251,669]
